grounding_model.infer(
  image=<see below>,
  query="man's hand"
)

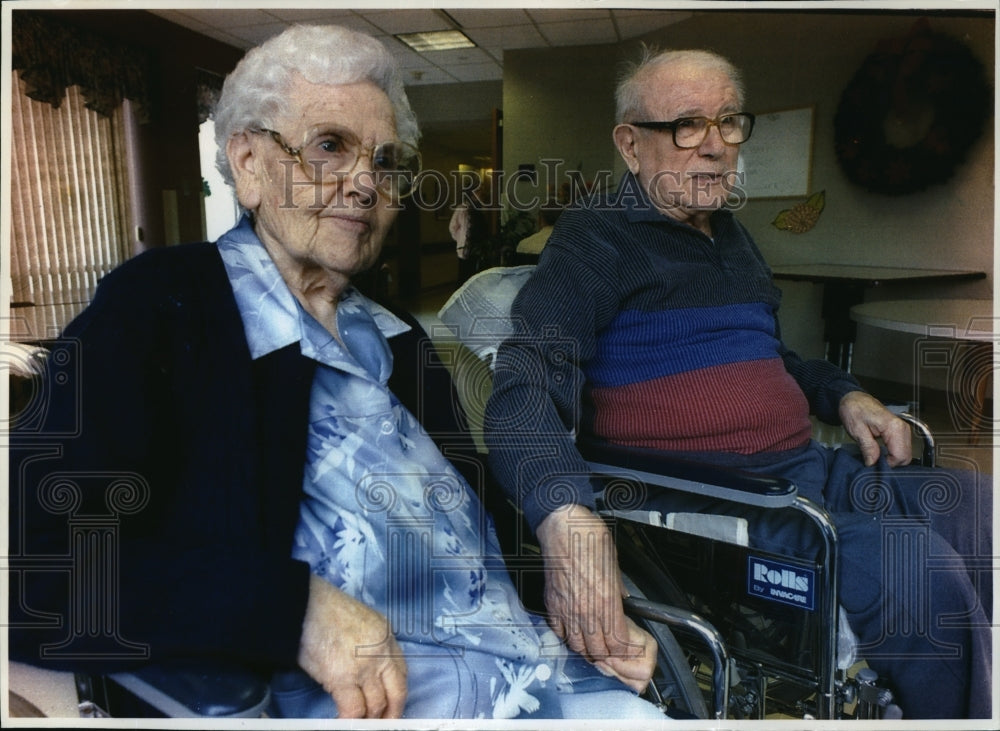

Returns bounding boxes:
[592,615,659,693]
[838,390,912,467]
[536,504,656,693]
[297,573,408,719]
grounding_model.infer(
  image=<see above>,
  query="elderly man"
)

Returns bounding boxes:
[485,48,991,719]
[9,25,668,721]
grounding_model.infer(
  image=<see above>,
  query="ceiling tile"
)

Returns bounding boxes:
[266,10,385,36]
[445,8,531,29]
[419,47,495,67]
[147,9,217,35]
[220,23,296,48]
[614,11,692,38]
[401,67,459,86]
[362,9,450,35]
[536,18,619,46]
[147,6,703,84]
[172,8,282,29]
[526,9,611,24]
[388,45,441,71]
[463,24,547,51]
[441,62,503,83]
[189,26,254,51]
[263,8,355,23]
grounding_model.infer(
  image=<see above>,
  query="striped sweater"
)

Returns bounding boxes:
[586,301,811,453]
[485,174,861,530]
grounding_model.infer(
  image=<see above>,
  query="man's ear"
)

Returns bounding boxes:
[226,131,262,211]
[613,124,640,174]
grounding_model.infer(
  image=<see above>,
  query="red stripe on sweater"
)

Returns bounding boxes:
[588,358,812,454]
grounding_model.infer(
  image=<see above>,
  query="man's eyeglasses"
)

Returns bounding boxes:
[628,113,755,149]
[252,125,422,199]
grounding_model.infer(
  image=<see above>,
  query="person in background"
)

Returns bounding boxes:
[8,25,670,721]
[485,47,991,719]
[515,198,563,264]
[448,201,485,282]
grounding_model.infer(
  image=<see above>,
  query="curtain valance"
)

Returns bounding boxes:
[12,11,153,123]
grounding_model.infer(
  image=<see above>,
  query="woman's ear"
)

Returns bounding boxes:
[226,131,262,211]
[613,124,640,175]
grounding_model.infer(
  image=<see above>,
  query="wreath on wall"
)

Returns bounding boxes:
[834,19,991,196]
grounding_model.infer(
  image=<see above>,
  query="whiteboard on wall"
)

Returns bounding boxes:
[739,106,814,199]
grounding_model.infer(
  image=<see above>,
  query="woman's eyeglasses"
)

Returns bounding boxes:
[252,125,422,199]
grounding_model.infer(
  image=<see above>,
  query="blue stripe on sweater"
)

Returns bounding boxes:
[587,302,782,388]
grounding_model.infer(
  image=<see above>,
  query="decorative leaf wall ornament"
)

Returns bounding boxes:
[772,191,826,233]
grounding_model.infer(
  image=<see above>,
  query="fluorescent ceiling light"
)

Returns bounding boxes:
[396,30,476,52]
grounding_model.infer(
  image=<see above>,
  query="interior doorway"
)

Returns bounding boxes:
[394,116,496,304]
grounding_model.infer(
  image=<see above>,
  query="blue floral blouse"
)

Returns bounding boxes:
[215,217,644,719]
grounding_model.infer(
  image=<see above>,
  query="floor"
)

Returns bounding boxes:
[8,261,993,719]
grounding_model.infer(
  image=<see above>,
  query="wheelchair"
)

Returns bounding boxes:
[435,274,931,721]
[582,433,927,720]
[68,424,926,720]
[6,328,927,721]
[9,442,913,721]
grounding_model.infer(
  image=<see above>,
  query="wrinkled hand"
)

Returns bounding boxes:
[536,504,656,693]
[593,615,659,692]
[297,573,408,719]
[838,390,912,467]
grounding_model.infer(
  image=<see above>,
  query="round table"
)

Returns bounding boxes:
[851,298,994,442]
[850,298,993,340]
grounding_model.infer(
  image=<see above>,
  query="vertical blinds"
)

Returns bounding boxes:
[9,70,133,312]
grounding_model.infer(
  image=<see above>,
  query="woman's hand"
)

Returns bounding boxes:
[297,574,408,718]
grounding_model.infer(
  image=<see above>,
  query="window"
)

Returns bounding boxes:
[9,69,136,336]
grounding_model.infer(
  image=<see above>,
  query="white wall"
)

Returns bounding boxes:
[198,119,241,242]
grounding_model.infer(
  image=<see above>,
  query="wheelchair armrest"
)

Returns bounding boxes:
[898,412,936,467]
[77,662,270,718]
[580,440,798,509]
[623,595,730,720]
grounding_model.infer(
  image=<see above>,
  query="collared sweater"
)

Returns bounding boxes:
[9,241,481,674]
[485,175,861,531]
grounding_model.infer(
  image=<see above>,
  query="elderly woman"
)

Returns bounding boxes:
[9,25,665,721]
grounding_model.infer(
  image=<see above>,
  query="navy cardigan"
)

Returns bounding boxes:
[9,242,482,674]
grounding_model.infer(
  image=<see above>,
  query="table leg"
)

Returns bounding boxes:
[821,283,865,372]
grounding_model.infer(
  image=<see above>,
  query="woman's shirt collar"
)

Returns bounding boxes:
[216,215,410,363]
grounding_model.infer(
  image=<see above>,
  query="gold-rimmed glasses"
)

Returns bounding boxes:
[628,113,755,148]
[252,125,422,199]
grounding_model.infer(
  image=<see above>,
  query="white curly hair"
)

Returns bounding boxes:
[212,24,420,187]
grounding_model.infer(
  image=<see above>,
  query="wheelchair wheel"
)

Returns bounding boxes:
[620,572,710,719]
[506,518,710,719]
[611,520,711,718]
